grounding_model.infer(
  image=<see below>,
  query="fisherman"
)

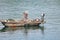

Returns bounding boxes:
[41,13,45,22]
[23,11,28,19]
[23,11,29,22]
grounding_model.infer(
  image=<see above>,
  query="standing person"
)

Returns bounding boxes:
[24,11,28,19]
[41,13,45,22]
[23,11,29,23]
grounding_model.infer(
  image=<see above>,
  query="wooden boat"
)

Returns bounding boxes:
[0,12,45,27]
[1,19,41,27]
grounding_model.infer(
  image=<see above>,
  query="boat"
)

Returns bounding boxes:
[1,19,41,27]
[0,11,45,27]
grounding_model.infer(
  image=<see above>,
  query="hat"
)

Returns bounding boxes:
[24,11,28,13]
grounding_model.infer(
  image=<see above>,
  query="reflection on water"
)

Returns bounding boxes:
[0,25,44,34]
[24,25,44,34]
[0,25,44,40]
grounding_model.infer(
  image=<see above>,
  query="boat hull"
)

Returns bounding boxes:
[1,22,41,27]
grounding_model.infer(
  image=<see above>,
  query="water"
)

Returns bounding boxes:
[0,0,60,40]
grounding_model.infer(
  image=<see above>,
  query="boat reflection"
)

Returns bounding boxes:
[0,25,44,34]
[24,25,44,34]
[23,26,44,40]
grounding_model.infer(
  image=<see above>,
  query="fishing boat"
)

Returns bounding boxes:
[0,11,45,27]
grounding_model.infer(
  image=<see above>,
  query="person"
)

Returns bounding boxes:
[41,13,45,22]
[23,11,29,23]
[23,11,28,20]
